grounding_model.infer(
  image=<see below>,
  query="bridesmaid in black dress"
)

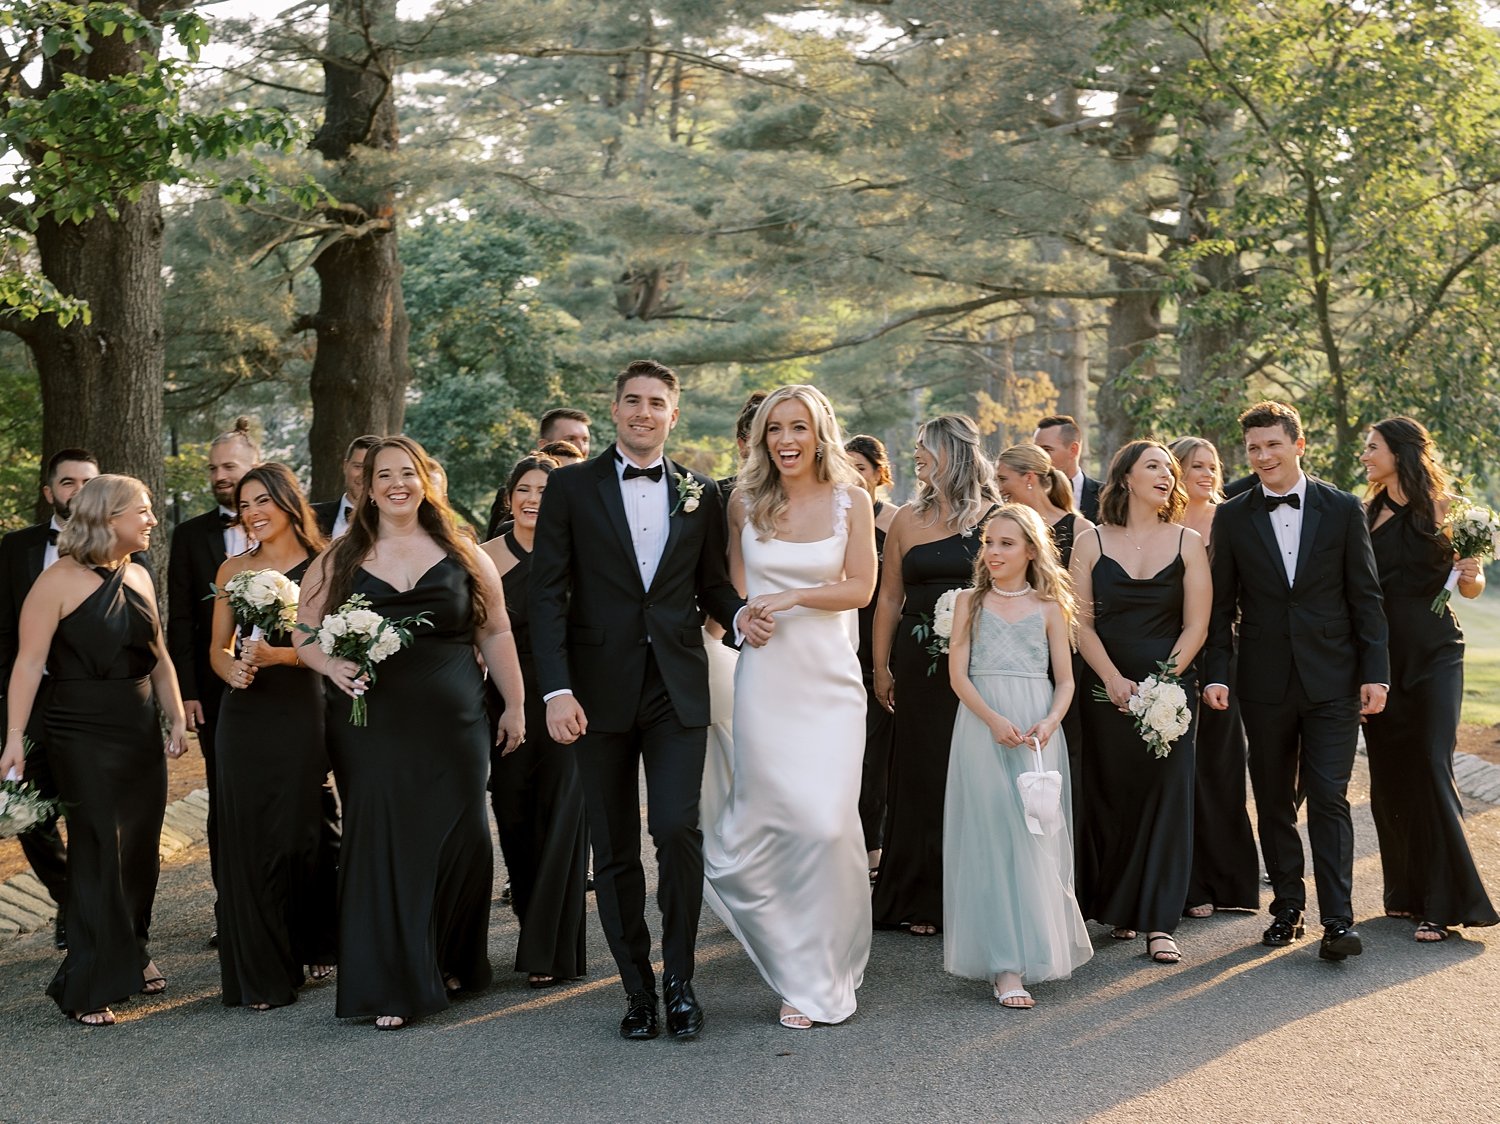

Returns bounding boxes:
[209,463,336,1009]
[1071,441,1210,965]
[846,434,902,882]
[872,416,1001,934]
[1,475,188,1026]
[1358,417,1497,941]
[299,436,526,1030]
[996,442,1095,830]
[1168,436,1259,917]
[480,454,588,988]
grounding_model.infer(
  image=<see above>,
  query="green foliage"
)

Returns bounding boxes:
[0,348,41,531]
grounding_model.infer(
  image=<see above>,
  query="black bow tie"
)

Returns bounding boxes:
[47,526,59,544]
[622,463,664,483]
[1264,492,1301,511]
[343,504,353,521]
[218,511,236,526]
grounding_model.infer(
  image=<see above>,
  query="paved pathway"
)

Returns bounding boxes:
[1,756,1497,1123]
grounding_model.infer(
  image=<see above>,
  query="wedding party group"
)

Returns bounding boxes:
[1,358,1495,1035]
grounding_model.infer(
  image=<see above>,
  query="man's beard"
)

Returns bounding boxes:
[52,498,72,522]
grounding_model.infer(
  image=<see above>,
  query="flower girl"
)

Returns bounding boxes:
[943,503,1092,1008]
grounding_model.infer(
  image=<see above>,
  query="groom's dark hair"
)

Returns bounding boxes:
[1238,400,1303,442]
[614,358,679,400]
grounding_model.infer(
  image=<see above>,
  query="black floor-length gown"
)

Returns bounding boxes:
[1185,645,1259,911]
[1078,530,1196,934]
[1050,512,1086,848]
[873,516,990,928]
[857,502,894,856]
[326,557,494,1020]
[1363,496,1497,929]
[44,566,166,1015]
[487,532,588,980]
[215,558,338,1008]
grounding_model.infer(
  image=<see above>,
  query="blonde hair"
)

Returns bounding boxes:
[737,384,863,540]
[57,474,150,566]
[912,415,1001,533]
[997,443,1075,512]
[1167,436,1224,503]
[965,502,1076,647]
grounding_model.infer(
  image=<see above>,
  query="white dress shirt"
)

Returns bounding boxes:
[617,453,670,590]
[331,493,355,539]
[1262,472,1308,586]
[43,516,62,572]
[221,505,250,557]
[1071,468,1086,504]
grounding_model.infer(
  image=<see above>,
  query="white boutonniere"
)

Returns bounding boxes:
[671,472,704,515]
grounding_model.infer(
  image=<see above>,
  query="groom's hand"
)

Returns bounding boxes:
[1202,684,1229,711]
[740,610,776,648]
[547,694,588,744]
[1359,683,1388,716]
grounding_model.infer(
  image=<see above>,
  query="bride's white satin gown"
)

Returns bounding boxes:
[702,486,871,1024]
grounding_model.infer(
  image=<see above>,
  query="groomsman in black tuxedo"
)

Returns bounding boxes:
[1204,401,1389,960]
[1034,414,1102,522]
[530,360,770,1041]
[312,433,381,539]
[167,420,257,938]
[0,449,100,949]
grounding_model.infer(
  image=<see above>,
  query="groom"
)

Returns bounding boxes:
[530,359,769,1040]
[1204,401,1388,960]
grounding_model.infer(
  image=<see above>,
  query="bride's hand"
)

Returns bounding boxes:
[748,590,801,618]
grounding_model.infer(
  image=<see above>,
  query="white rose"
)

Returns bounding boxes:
[322,614,348,638]
[345,609,384,637]
[0,790,11,817]
[1146,698,1175,732]
[369,631,402,663]
[683,497,699,513]
[933,589,960,640]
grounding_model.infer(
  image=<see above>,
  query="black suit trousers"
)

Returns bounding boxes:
[573,648,705,997]
[1240,679,1359,924]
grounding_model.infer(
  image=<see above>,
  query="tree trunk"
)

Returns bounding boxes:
[20,5,168,569]
[305,0,410,500]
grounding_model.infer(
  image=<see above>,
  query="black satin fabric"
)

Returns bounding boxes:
[1363,497,1497,928]
[325,557,494,1019]
[44,566,166,1014]
[214,558,338,1007]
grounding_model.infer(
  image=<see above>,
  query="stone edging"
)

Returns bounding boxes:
[0,787,208,940]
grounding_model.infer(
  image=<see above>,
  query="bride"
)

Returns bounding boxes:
[703,384,877,1028]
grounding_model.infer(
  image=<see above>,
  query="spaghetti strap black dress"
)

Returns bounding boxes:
[326,556,494,1020]
[44,565,166,1015]
[1078,530,1196,935]
[214,557,338,1008]
[487,531,588,981]
[857,502,895,856]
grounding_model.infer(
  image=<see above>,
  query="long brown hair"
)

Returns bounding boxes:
[1097,440,1187,527]
[314,436,490,627]
[235,462,326,557]
[1367,416,1445,538]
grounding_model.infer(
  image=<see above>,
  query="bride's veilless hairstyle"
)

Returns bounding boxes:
[57,474,151,567]
[1096,440,1188,527]
[737,384,863,540]
[997,443,1075,512]
[911,415,1002,533]
[964,502,1076,645]
[311,436,491,628]
[233,462,327,557]
[1366,415,1447,540]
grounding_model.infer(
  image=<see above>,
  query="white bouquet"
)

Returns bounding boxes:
[912,587,962,676]
[213,568,300,641]
[299,593,430,726]
[1,745,59,839]
[1432,499,1500,615]
[1094,659,1192,759]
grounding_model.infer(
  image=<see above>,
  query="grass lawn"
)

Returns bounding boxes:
[1457,593,1500,727]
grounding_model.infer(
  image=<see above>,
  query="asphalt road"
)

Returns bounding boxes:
[2,758,1497,1124]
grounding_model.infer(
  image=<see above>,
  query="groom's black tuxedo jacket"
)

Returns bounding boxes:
[529,448,743,732]
[1206,477,1388,705]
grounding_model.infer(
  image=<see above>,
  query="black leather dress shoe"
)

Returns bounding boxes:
[620,991,659,1041]
[1319,922,1363,961]
[663,976,704,1040]
[1262,908,1305,947]
[53,912,67,951]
